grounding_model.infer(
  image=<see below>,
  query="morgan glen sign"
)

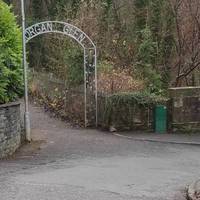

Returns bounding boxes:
[25,21,87,46]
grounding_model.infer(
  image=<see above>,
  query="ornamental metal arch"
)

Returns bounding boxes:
[25,21,98,128]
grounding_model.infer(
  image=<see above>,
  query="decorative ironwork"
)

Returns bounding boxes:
[25,21,97,127]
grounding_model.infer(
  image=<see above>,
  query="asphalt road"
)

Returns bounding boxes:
[0,103,200,200]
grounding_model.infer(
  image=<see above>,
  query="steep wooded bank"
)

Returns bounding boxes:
[5,0,200,91]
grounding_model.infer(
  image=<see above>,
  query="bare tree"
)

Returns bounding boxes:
[170,0,200,86]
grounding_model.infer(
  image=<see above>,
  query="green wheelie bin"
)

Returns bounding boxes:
[154,105,167,133]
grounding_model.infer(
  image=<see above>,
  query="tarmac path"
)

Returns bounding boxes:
[0,102,200,200]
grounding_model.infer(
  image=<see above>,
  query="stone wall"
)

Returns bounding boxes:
[0,102,22,158]
[169,87,200,132]
[98,95,153,131]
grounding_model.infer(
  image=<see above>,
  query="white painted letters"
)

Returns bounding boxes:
[25,21,89,48]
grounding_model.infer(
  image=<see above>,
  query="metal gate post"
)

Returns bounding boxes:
[84,48,87,127]
[21,0,31,141]
[94,47,98,127]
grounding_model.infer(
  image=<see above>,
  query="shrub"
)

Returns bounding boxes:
[0,1,23,104]
[100,91,168,129]
[98,61,145,94]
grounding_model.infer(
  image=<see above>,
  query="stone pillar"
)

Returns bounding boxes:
[169,87,200,132]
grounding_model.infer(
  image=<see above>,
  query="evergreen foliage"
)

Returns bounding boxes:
[136,26,162,94]
[0,0,23,104]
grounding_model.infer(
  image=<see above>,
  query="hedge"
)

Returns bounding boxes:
[0,1,23,104]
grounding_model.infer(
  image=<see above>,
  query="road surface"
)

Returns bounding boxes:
[0,102,200,200]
